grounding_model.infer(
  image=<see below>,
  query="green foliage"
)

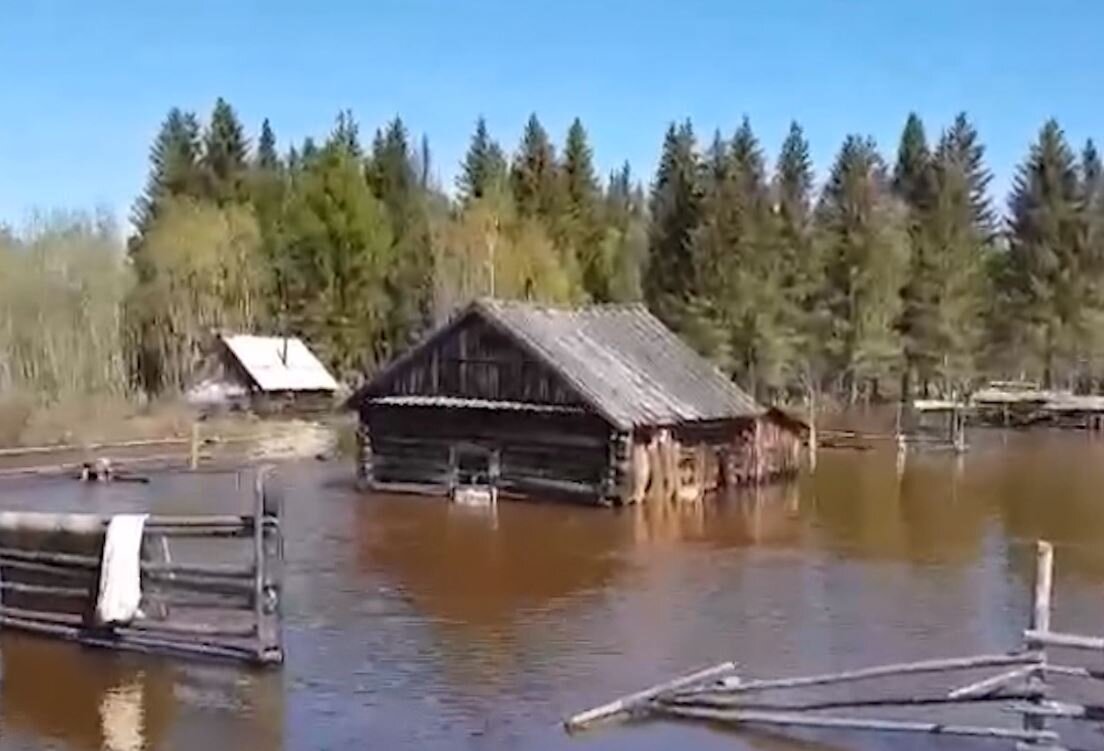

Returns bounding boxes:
[431,186,583,320]
[43,102,1104,405]
[281,141,394,378]
[128,198,266,392]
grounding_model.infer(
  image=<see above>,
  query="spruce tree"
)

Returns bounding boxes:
[367,117,432,346]
[892,113,933,210]
[646,120,702,320]
[689,118,784,392]
[815,135,908,401]
[510,113,560,220]
[132,108,203,235]
[942,113,995,237]
[1006,119,1084,385]
[893,113,938,395]
[561,118,605,299]
[457,117,507,202]
[774,121,819,394]
[330,110,362,158]
[203,97,249,203]
[256,118,278,171]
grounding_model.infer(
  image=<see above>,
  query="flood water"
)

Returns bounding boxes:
[3,430,1104,750]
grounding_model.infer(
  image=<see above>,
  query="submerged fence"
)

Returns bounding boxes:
[0,468,283,664]
[566,540,1103,749]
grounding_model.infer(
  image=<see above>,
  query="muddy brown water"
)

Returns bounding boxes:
[2,431,1104,749]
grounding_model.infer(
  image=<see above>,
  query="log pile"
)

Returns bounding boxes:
[565,540,1103,750]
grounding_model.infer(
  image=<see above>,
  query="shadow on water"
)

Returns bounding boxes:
[4,431,1104,749]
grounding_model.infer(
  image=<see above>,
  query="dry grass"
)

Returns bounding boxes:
[0,396,269,449]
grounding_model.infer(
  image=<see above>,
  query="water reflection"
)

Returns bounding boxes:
[0,636,173,751]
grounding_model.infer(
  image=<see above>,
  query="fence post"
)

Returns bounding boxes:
[189,422,200,470]
[1025,540,1054,738]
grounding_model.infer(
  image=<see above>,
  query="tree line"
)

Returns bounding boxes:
[4,98,1103,406]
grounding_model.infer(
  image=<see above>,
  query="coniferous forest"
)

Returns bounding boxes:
[4,100,1104,406]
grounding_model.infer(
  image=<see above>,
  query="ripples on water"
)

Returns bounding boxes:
[2,430,1104,749]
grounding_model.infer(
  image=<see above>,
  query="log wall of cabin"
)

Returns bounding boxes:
[366,315,589,407]
[362,404,614,504]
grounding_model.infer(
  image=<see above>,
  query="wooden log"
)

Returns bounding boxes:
[1007,700,1097,719]
[140,561,255,579]
[948,666,1037,699]
[1024,630,1104,651]
[126,618,257,638]
[663,690,1042,713]
[0,580,90,598]
[653,705,1059,743]
[0,611,264,663]
[564,661,737,732]
[0,556,99,579]
[1043,664,1104,681]
[684,652,1043,697]
[0,604,84,625]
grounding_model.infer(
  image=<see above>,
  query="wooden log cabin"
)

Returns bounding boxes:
[347,299,805,506]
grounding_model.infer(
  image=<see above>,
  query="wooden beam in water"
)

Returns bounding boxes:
[679,652,1043,697]
[653,705,1060,743]
[564,661,737,732]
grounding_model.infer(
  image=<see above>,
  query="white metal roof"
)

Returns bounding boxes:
[220,334,339,393]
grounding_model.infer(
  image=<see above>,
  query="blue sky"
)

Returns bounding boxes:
[1,0,1101,231]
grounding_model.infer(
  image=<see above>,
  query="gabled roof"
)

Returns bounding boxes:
[220,334,338,393]
[353,299,763,430]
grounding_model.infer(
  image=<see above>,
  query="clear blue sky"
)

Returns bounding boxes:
[2,0,1101,231]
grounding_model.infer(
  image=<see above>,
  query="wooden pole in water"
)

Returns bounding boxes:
[807,391,817,472]
[653,705,1059,744]
[682,652,1042,697]
[1025,540,1054,738]
[564,661,737,732]
[190,422,200,470]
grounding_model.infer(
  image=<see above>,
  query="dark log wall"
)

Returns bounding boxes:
[367,314,589,407]
[364,405,613,503]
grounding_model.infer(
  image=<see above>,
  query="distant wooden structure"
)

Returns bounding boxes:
[186,333,339,413]
[348,299,806,506]
[912,381,1104,431]
[0,470,283,665]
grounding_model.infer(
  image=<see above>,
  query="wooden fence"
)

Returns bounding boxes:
[565,540,1101,749]
[0,468,284,665]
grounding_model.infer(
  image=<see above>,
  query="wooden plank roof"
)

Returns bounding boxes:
[353,299,763,430]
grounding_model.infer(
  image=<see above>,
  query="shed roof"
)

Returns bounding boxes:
[220,334,339,393]
[356,299,763,430]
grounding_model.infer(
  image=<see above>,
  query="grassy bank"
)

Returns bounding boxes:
[0,394,276,450]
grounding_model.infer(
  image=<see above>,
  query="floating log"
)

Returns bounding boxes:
[1024,630,1104,652]
[1043,664,1104,682]
[680,652,1043,697]
[564,661,737,732]
[947,665,1037,699]
[653,705,1060,743]
[664,690,1041,713]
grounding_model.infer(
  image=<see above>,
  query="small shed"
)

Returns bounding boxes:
[187,333,339,413]
[348,299,805,505]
